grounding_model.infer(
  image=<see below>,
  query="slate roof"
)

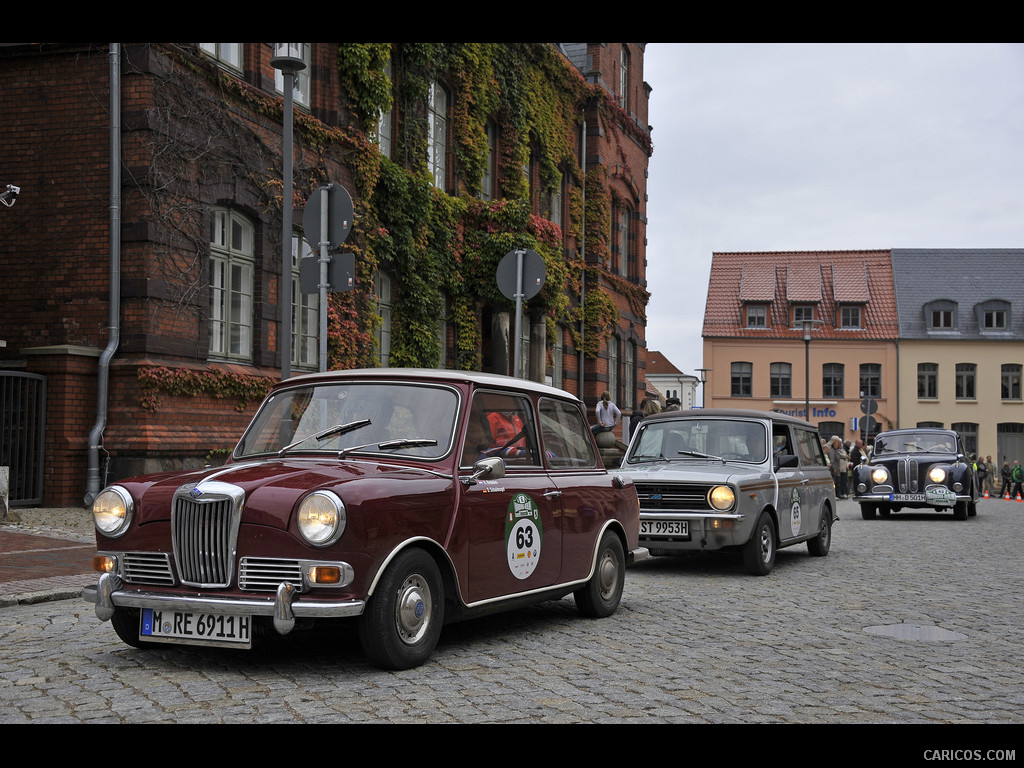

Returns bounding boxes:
[703,250,898,341]
[891,249,1024,340]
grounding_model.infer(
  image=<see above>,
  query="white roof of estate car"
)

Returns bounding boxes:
[642,407,818,430]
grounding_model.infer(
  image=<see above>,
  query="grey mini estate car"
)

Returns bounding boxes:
[618,409,837,575]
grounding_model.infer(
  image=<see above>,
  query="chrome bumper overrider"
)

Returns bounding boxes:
[82,572,366,636]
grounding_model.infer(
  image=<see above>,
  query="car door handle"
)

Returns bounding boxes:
[543,490,562,498]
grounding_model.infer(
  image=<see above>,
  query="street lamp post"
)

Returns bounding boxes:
[271,44,306,382]
[696,368,711,408]
[793,319,822,422]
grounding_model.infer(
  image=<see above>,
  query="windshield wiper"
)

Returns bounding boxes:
[676,450,726,462]
[338,437,438,458]
[278,419,372,457]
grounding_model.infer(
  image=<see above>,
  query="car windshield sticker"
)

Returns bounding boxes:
[505,492,542,580]
[790,487,802,535]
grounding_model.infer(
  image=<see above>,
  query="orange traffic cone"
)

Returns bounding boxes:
[984,490,990,499]
[1017,493,1023,502]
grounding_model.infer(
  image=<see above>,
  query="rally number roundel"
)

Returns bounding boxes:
[505,492,542,580]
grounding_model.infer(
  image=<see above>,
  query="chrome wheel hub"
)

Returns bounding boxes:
[395,574,431,645]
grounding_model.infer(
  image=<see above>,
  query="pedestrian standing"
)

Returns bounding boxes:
[1011,460,1024,500]
[828,437,844,496]
[976,456,989,495]
[984,456,996,495]
[1001,461,1013,496]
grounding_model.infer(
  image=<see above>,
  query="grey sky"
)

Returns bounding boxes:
[642,42,1024,377]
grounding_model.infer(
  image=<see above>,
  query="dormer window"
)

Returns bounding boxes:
[976,299,1011,333]
[839,305,862,329]
[924,299,958,332]
[793,304,815,324]
[745,304,768,328]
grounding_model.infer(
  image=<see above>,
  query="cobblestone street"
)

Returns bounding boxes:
[2,499,1022,738]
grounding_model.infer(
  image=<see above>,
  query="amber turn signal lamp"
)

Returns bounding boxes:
[93,555,117,573]
[308,565,342,584]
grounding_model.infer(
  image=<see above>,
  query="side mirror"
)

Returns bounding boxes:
[462,456,505,486]
[774,453,799,470]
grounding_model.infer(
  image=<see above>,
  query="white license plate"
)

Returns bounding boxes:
[141,608,252,648]
[640,520,689,537]
[890,493,926,502]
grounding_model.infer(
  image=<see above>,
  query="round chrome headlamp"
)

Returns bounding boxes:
[871,467,889,484]
[928,466,947,483]
[92,486,134,538]
[297,490,346,546]
[708,485,736,511]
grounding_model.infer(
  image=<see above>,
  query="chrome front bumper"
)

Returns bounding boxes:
[82,572,366,636]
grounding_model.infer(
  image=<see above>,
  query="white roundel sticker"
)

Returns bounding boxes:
[790,487,802,535]
[505,492,542,580]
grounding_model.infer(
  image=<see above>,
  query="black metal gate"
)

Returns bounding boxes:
[0,372,46,506]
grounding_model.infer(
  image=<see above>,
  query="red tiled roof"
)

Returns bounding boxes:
[739,263,776,301]
[646,350,683,374]
[786,263,822,301]
[832,261,870,302]
[702,250,897,341]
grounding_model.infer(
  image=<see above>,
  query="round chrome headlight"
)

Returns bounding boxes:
[871,467,889,484]
[708,485,736,511]
[928,467,947,483]
[92,486,134,538]
[297,490,346,546]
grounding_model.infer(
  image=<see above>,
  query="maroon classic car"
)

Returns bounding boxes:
[83,369,640,669]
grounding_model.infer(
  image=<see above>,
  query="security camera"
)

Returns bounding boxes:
[1,184,20,207]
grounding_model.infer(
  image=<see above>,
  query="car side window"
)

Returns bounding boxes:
[538,398,598,468]
[461,391,540,468]
[795,428,827,467]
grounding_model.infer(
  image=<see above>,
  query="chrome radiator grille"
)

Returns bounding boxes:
[636,483,715,512]
[172,483,243,588]
[896,459,919,493]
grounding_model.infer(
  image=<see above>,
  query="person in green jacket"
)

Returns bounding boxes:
[1011,460,1024,500]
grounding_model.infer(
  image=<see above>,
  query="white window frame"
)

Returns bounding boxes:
[209,208,255,362]
[428,80,448,190]
[375,269,392,367]
[200,43,243,72]
[291,235,318,370]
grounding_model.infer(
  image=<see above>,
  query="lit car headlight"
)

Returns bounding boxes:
[297,490,346,546]
[708,485,736,511]
[928,467,947,483]
[871,467,889,484]
[92,486,134,538]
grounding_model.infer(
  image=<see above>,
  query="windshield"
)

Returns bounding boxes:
[626,418,769,464]
[235,381,459,460]
[873,432,957,455]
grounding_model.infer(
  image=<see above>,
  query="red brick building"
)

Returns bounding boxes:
[0,43,652,506]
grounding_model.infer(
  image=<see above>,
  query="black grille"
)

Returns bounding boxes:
[635,483,713,512]
[172,494,238,587]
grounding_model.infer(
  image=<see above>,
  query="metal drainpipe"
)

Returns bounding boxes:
[84,43,121,505]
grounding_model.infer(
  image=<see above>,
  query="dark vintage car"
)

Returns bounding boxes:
[854,428,978,520]
[82,369,640,669]
[617,409,836,576]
